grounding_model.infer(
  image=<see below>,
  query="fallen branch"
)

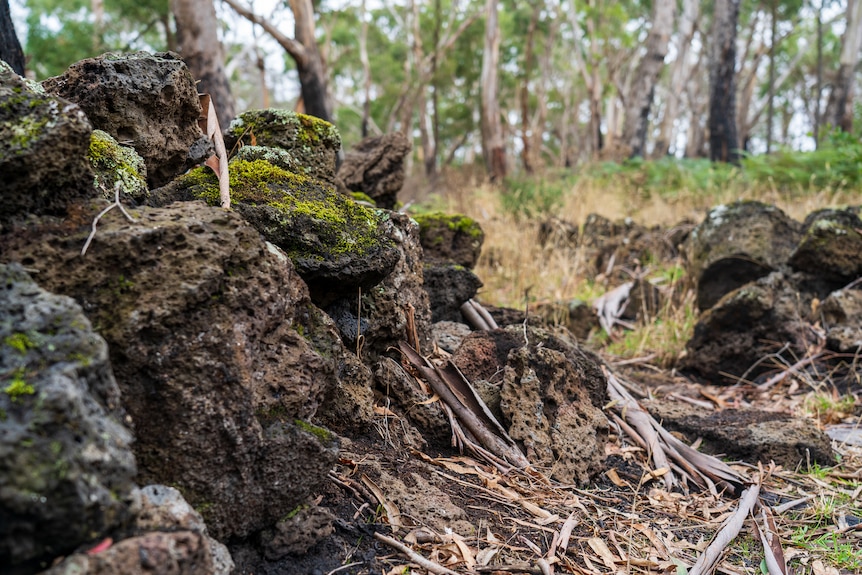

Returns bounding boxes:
[688,480,761,575]
[373,532,461,575]
[81,181,137,256]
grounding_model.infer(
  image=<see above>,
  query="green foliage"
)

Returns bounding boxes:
[500,172,575,218]
[742,130,862,190]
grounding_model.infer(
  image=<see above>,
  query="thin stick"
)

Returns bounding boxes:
[324,562,363,575]
[81,182,137,256]
[373,532,461,575]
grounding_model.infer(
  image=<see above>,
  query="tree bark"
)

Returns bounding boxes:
[223,0,332,122]
[825,0,862,132]
[480,0,506,181]
[0,0,25,75]
[653,0,699,158]
[622,0,675,158]
[708,0,741,164]
[519,2,539,173]
[171,0,237,129]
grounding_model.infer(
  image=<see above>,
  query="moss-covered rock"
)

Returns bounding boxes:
[685,201,802,311]
[88,129,149,204]
[413,211,485,269]
[225,109,341,185]
[789,207,862,282]
[178,158,399,301]
[0,61,95,225]
[0,264,138,572]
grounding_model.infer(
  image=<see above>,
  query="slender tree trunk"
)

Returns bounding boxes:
[0,0,25,75]
[708,0,741,164]
[171,0,237,128]
[480,0,506,181]
[519,1,539,173]
[766,0,777,152]
[654,0,699,157]
[814,0,823,146]
[359,0,371,137]
[289,0,332,122]
[825,0,862,132]
[411,0,435,178]
[430,0,441,179]
[685,41,709,158]
[622,0,675,158]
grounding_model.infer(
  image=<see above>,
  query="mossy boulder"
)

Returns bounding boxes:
[0,61,95,225]
[43,51,210,188]
[225,109,341,185]
[88,129,148,204]
[0,264,138,573]
[232,144,302,174]
[337,131,411,209]
[175,158,400,302]
[685,201,802,311]
[789,207,862,283]
[414,211,485,269]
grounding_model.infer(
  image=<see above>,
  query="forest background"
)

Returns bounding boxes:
[4,0,862,184]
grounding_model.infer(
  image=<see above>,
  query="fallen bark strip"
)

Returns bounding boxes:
[687,481,761,575]
[373,532,461,575]
[399,341,529,468]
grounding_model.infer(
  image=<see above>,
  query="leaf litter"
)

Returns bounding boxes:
[328,337,862,575]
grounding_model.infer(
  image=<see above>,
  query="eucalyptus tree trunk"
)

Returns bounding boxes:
[480,0,506,181]
[825,0,862,132]
[653,0,699,157]
[171,0,236,129]
[622,0,675,158]
[0,0,25,75]
[708,0,741,164]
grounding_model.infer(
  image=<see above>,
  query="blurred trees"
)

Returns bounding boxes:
[15,0,862,177]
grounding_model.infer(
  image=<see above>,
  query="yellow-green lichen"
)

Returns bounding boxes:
[5,369,35,402]
[414,211,483,239]
[350,191,376,206]
[4,332,36,354]
[294,419,334,444]
[88,130,148,201]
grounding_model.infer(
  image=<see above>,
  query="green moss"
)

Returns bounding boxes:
[4,332,36,354]
[414,211,483,239]
[294,419,334,444]
[5,368,35,402]
[282,504,307,521]
[227,109,341,149]
[350,191,376,205]
[88,130,148,200]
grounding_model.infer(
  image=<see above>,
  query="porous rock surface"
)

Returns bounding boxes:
[157,158,402,302]
[415,212,485,269]
[0,62,94,225]
[337,131,412,209]
[423,262,483,323]
[819,288,862,353]
[0,264,138,574]
[643,401,834,468]
[224,109,341,185]
[42,51,210,188]
[686,201,802,311]
[0,202,342,541]
[790,207,862,283]
[453,326,609,484]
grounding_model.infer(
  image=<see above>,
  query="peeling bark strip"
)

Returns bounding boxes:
[708,0,741,164]
[398,341,529,468]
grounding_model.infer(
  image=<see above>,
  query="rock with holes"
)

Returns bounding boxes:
[336,132,411,210]
[414,212,485,269]
[452,326,609,484]
[0,264,138,574]
[820,288,862,353]
[43,52,210,188]
[0,202,342,542]
[0,61,94,226]
[790,207,862,283]
[685,201,802,311]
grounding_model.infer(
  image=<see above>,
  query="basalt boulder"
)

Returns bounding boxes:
[452,326,609,484]
[0,264,138,574]
[0,62,94,225]
[423,262,483,323]
[0,202,342,542]
[819,288,862,354]
[790,207,862,284]
[43,52,210,189]
[224,109,341,185]
[337,132,412,210]
[686,201,802,311]
[414,212,485,269]
[154,159,401,304]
